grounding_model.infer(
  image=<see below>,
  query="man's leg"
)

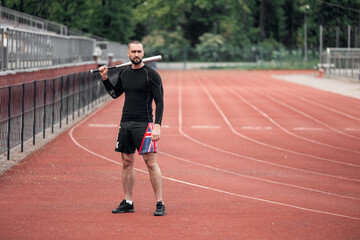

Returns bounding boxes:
[143,153,163,202]
[112,152,135,214]
[121,152,135,201]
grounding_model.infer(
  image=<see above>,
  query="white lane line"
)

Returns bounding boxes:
[241,126,272,130]
[345,128,360,131]
[263,91,360,140]
[165,176,360,221]
[69,111,360,221]
[293,127,324,131]
[198,80,360,168]
[225,84,358,154]
[297,95,360,122]
[178,77,360,182]
[89,124,118,127]
[191,125,221,129]
[66,83,360,222]
[159,151,360,201]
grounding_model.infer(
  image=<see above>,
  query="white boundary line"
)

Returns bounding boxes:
[273,85,360,122]
[191,125,221,129]
[68,86,360,221]
[254,72,360,141]
[261,90,360,141]
[178,75,360,182]
[158,151,360,201]
[221,74,360,155]
[225,84,360,156]
[225,72,360,154]
[197,78,360,168]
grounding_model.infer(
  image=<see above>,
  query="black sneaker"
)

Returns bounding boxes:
[112,200,134,214]
[154,201,166,216]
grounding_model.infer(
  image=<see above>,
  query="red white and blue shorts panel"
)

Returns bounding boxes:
[115,121,157,155]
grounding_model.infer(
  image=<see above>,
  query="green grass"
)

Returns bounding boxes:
[204,60,318,70]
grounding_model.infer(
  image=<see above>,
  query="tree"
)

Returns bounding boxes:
[283,0,303,48]
[301,0,360,48]
[3,0,360,48]
[134,0,230,47]
[88,0,135,43]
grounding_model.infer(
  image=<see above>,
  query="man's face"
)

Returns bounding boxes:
[128,43,144,65]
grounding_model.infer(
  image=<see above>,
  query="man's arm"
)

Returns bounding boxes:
[98,65,124,98]
[152,123,161,142]
[149,70,164,141]
[99,65,109,81]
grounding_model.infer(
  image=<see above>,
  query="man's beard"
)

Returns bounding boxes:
[130,57,142,65]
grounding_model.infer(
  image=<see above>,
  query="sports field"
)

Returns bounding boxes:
[0,70,359,239]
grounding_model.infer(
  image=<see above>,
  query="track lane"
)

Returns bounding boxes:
[201,71,360,156]
[175,71,360,193]
[1,70,360,239]
[215,71,360,151]
[70,101,360,221]
[180,72,360,179]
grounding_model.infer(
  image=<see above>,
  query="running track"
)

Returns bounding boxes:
[0,70,359,239]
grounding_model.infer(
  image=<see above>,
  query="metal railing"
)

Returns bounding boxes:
[95,41,128,65]
[0,69,119,160]
[0,6,68,35]
[0,27,95,71]
[320,48,360,80]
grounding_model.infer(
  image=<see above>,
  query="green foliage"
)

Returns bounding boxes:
[197,33,225,48]
[142,30,190,61]
[195,33,226,61]
[3,0,360,48]
[87,0,135,43]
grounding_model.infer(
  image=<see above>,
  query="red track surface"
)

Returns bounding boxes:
[1,70,359,239]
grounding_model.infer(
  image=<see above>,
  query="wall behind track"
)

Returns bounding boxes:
[0,63,98,87]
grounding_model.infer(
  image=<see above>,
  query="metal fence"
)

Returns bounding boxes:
[95,40,128,65]
[0,6,107,40]
[0,27,95,71]
[320,48,360,80]
[0,69,117,160]
[0,6,67,35]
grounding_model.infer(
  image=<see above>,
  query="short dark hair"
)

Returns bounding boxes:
[128,40,142,49]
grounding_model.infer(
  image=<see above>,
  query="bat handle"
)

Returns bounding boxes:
[90,66,116,74]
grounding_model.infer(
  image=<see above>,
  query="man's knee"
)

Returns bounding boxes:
[122,153,134,168]
[143,153,157,169]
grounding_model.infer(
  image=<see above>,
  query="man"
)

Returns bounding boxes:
[98,40,165,216]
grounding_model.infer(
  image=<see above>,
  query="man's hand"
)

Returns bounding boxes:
[99,65,108,81]
[151,124,161,141]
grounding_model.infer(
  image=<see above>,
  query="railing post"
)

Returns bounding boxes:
[66,75,69,125]
[33,81,36,145]
[51,78,55,133]
[83,72,86,114]
[59,76,63,129]
[43,80,47,139]
[21,83,25,152]
[87,72,90,111]
[78,72,81,118]
[7,86,11,160]
[72,74,75,120]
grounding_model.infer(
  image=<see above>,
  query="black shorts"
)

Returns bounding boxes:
[115,121,157,155]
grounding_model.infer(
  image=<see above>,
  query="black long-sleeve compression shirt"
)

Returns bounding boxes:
[102,65,164,125]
